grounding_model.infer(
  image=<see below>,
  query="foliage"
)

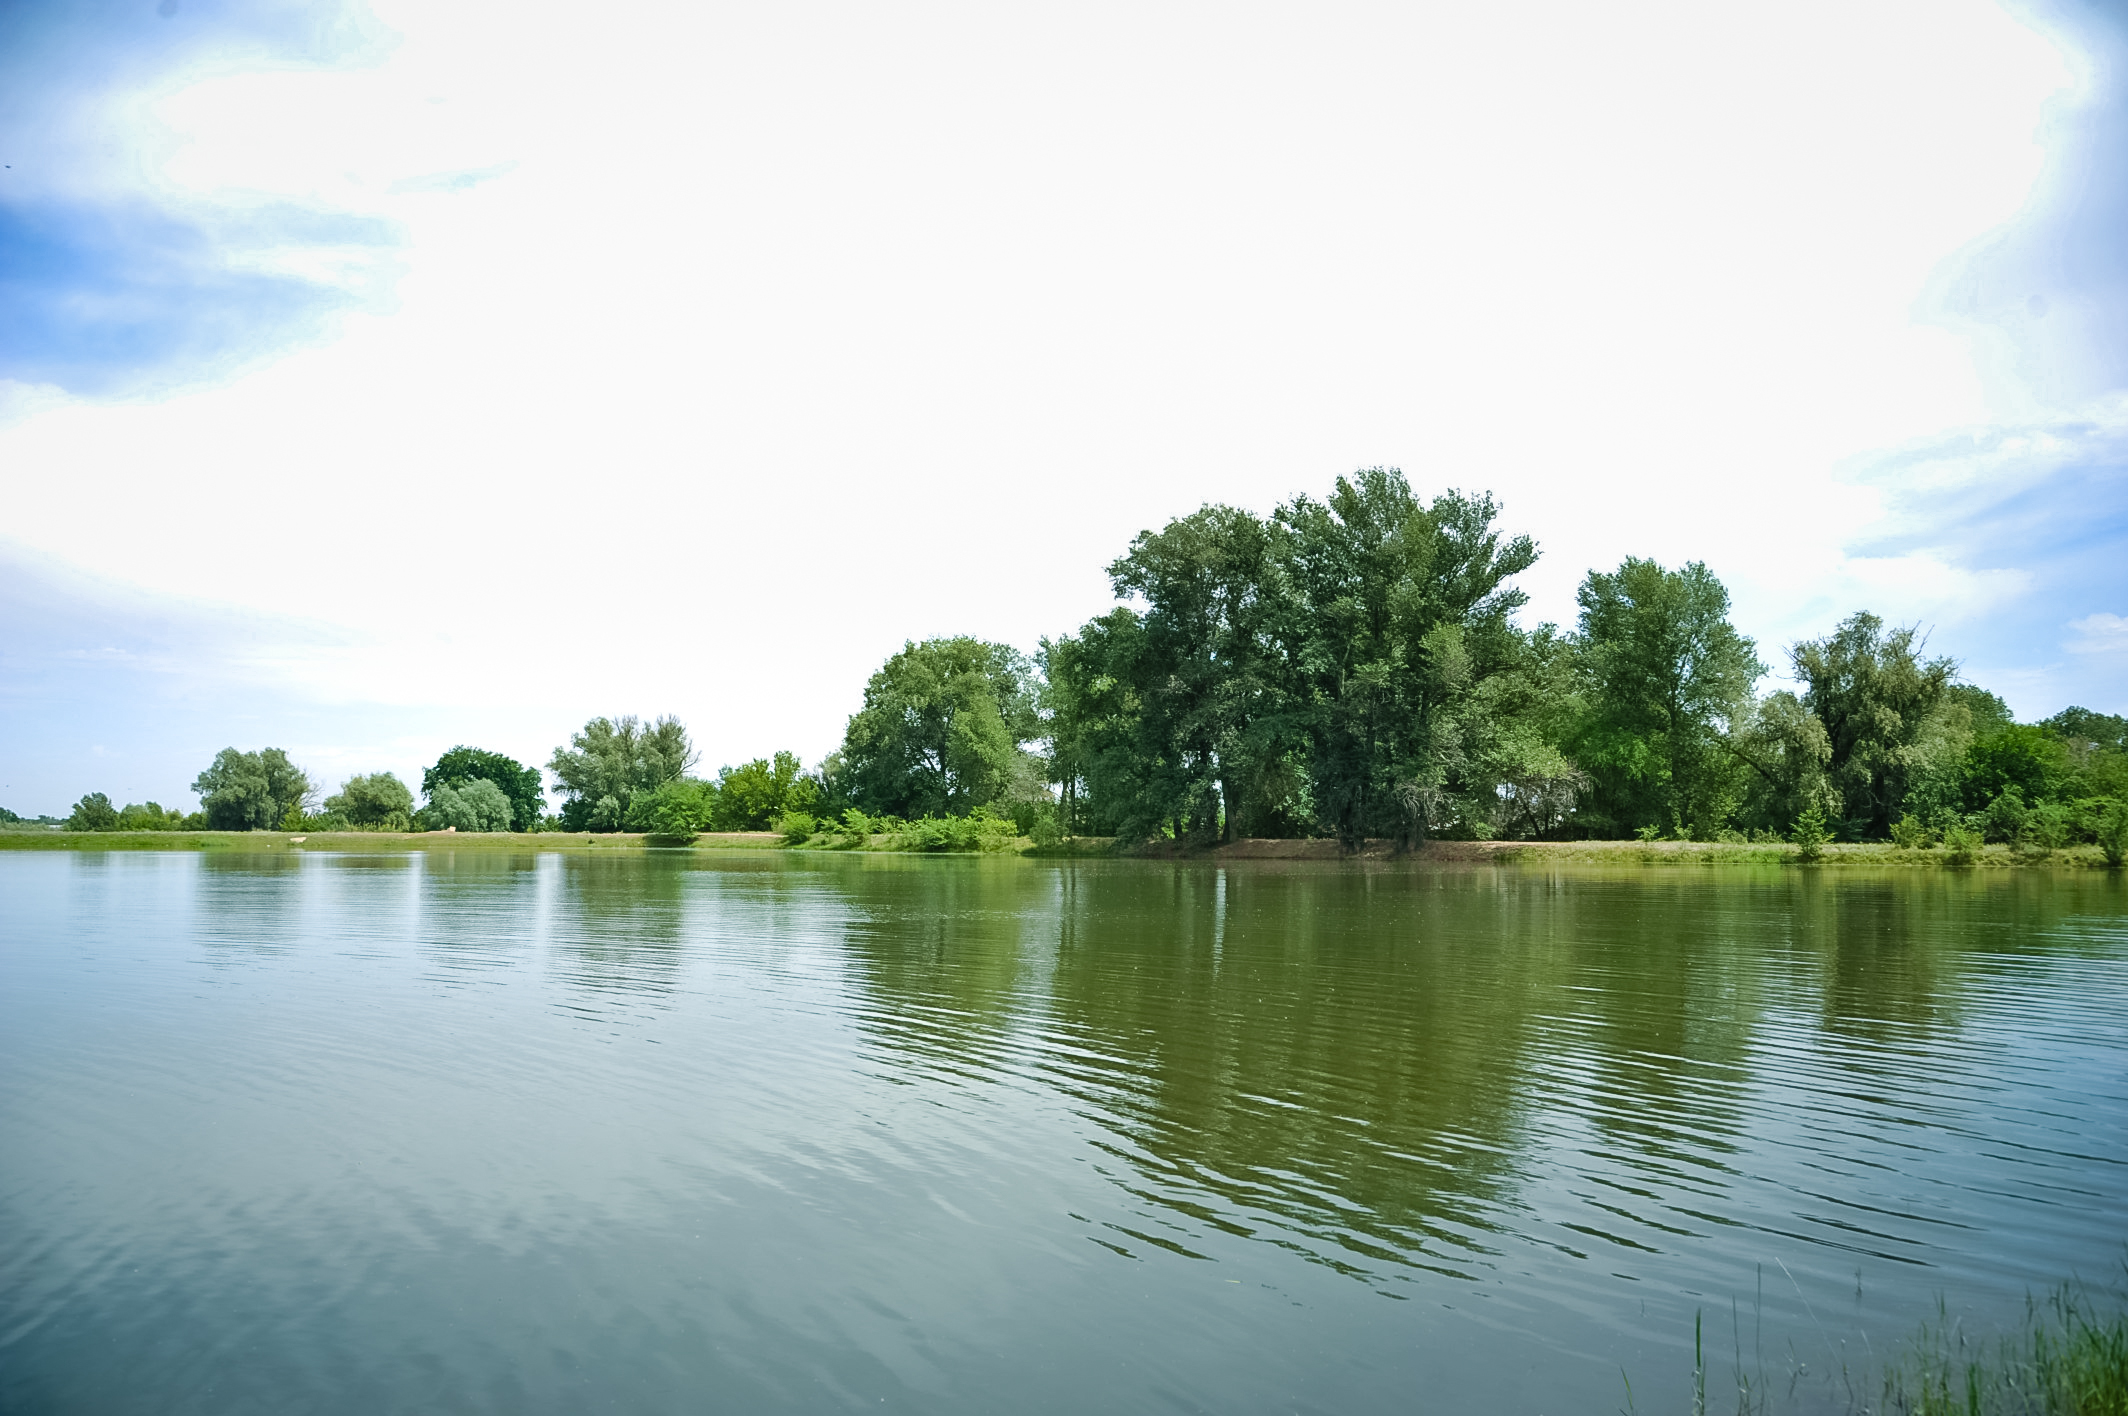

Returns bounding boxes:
[1571,558,1762,839]
[191,747,314,831]
[325,772,415,830]
[839,638,1043,821]
[2097,799,2128,867]
[1890,813,1933,849]
[776,811,817,844]
[423,747,543,831]
[1878,1284,2128,1416]
[66,792,120,831]
[1790,613,1955,840]
[1046,469,1547,848]
[710,752,820,831]
[423,777,514,832]
[625,777,716,837]
[548,716,696,831]
[1789,801,1829,862]
[1943,822,1985,867]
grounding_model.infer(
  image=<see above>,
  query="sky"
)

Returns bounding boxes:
[2,0,2125,815]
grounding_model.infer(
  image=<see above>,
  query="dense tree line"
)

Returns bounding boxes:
[30,468,2127,852]
[1037,468,2127,850]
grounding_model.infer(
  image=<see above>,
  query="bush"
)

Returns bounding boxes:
[1943,822,1985,867]
[627,779,715,837]
[1790,802,1829,863]
[1890,813,1934,849]
[776,812,818,844]
[1983,786,2030,845]
[2098,800,2128,867]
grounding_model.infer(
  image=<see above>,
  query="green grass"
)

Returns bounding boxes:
[1881,1287,2128,1416]
[1649,1278,2128,1416]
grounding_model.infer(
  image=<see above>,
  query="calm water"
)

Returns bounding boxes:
[2,852,2125,1415]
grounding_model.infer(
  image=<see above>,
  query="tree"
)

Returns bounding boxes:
[325,772,415,830]
[547,716,696,831]
[1272,469,1539,847]
[424,778,514,832]
[1104,503,1296,843]
[1790,614,1955,839]
[838,638,1042,819]
[1731,690,1835,834]
[191,747,314,831]
[707,752,819,831]
[423,747,545,831]
[1570,558,1763,837]
[67,792,119,831]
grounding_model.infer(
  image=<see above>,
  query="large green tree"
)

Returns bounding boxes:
[1570,558,1762,837]
[1789,613,1955,839]
[838,638,1041,820]
[547,716,696,831]
[1272,469,1539,847]
[191,747,313,831]
[423,747,544,831]
[1102,503,1297,843]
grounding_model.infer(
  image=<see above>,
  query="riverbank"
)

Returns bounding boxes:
[4,828,2116,867]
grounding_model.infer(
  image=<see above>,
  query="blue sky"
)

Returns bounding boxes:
[1,0,2124,814]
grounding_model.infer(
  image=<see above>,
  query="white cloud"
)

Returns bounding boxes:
[2068,612,2128,657]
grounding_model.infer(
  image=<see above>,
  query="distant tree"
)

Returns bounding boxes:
[548,716,696,831]
[191,748,314,831]
[424,778,514,832]
[1790,614,1954,840]
[325,772,416,830]
[839,638,1042,820]
[422,747,544,831]
[625,778,718,836]
[66,792,120,831]
[116,801,186,830]
[1570,558,1763,837]
[2043,706,2128,753]
[707,752,820,831]
[0,807,20,824]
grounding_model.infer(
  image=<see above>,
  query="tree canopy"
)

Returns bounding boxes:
[191,748,313,831]
[837,638,1042,820]
[548,716,697,831]
[325,772,415,829]
[423,747,544,831]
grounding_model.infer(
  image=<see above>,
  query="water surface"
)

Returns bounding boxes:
[3,852,2124,1413]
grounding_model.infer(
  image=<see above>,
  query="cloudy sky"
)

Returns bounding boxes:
[2,0,2124,815]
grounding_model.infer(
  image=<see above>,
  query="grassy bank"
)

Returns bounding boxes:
[3,829,2115,867]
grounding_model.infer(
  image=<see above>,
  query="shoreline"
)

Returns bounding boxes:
[1,829,2115,868]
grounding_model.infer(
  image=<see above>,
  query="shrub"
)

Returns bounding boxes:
[1790,802,1829,863]
[1943,822,1985,867]
[776,812,817,844]
[1890,813,1934,849]
[1983,786,2030,845]
[2098,800,2128,868]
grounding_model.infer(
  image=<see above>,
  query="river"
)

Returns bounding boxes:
[2,850,2123,1413]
